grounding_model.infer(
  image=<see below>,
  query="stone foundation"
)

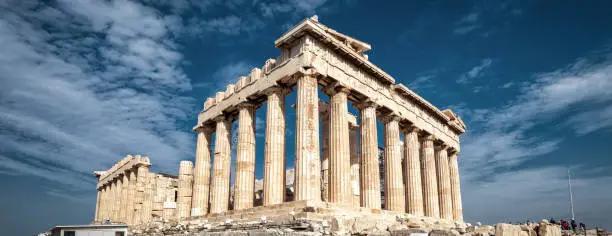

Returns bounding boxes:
[131,200,466,235]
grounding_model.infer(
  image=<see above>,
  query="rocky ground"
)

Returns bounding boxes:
[131,215,610,236]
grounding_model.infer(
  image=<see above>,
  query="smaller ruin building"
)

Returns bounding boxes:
[94,155,180,225]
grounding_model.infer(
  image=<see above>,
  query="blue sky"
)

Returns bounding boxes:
[1,0,611,235]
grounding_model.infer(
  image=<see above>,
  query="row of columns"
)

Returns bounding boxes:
[189,75,463,221]
[95,164,152,225]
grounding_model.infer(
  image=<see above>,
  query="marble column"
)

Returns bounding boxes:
[120,174,129,222]
[114,178,122,221]
[235,103,257,210]
[263,87,289,206]
[404,127,424,216]
[355,102,381,209]
[95,188,101,222]
[320,111,330,202]
[349,125,360,208]
[436,145,453,220]
[421,135,439,218]
[97,187,104,221]
[178,160,194,218]
[103,185,110,221]
[104,186,110,221]
[142,172,155,223]
[210,116,232,213]
[192,126,213,216]
[135,164,150,224]
[295,75,321,201]
[382,114,405,212]
[127,170,137,224]
[449,151,463,221]
[327,86,352,204]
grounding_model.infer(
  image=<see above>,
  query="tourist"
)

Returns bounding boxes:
[571,220,577,230]
[550,218,557,224]
[579,222,586,230]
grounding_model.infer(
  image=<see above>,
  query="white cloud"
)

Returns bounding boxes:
[566,104,612,135]
[458,49,612,179]
[260,0,329,18]
[501,82,514,88]
[454,12,480,35]
[462,165,612,229]
[0,0,195,192]
[457,58,493,83]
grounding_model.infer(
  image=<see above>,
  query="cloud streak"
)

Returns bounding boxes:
[458,48,612,180]
[457,58,493,83]
[0,0,195,192]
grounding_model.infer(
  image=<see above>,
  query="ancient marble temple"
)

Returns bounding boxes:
[93,16,467,225]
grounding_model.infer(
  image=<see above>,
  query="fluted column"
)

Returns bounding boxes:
[404,126,424,216]
[295,75,321,201]
[178,160,194,218]
[104,186,110,220]
[135,164,150,224]
[95,188,101,222]
[349,125,360,208]
[436,145,452,220]
[421,134,439,218]
[120,174,129,222]
[114,178,122,221]
[210,116,232,213]
[263,87,289,205]
[355,102,381,209]
[97,187,104,221]
[192,126,213,216]
[320,111,330,202]
[142,172,155,223]
[382,114,405,212]
[235,103,257,210]
[449,151,463,221]
[127,170,137,224]
[326,86,352,204]
[103,185,110,221]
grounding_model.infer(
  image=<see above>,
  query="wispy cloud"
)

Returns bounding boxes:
[458,48,612,180]
[408,70,441,91]
[457,58,493,83]
[0,0,195,193]
[454,12,480,35]
[463,165,612,228]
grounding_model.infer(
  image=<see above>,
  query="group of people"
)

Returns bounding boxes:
[549,218,587,231]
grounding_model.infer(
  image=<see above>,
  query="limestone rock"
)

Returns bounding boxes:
[538,222,561,236]
[429,229,460,236]
[520,224,537,236]
[495,223,523,236]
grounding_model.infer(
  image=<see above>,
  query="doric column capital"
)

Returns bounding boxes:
[380,112,401,124]
[212,114,232,123]
[264,86,292,96]
[195,125,214,134]
[353,99,379,110]
[420,132,436,141]
[435,143,449,151]
[402,124,421,134]
[323,82,351,96]
[447,148,459,157]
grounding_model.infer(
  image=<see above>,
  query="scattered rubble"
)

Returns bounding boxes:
[131,216,610,236]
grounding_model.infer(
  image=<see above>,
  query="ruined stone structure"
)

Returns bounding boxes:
[94,155,179,225]
[93,17,467,228]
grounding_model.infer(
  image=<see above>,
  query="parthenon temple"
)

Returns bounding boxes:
[93,16,467,227]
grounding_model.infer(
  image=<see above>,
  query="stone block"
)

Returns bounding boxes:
[538,223,561,236]
[429,229,460,236]
[495,224,522,236]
